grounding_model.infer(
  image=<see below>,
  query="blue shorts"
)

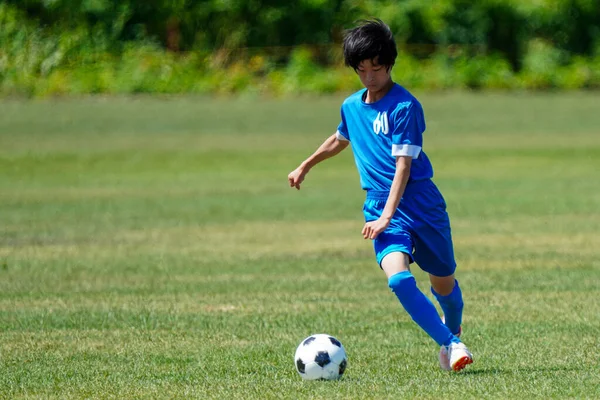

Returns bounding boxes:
[363,179,457,277]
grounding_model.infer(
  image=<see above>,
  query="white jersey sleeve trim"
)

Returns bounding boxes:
[392,144,421,159]
[335,130,349,141]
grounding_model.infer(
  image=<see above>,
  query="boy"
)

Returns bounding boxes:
[287,19,473,371]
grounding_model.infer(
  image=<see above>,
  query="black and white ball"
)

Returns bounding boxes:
[294,334,347,380]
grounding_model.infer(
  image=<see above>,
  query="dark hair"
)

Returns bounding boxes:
[343,19,397,70]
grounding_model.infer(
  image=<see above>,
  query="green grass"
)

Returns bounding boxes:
[1,92,599,399]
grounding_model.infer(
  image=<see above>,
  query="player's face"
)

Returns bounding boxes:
[356,58,391,92]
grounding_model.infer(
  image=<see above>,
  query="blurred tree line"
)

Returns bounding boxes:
[1,0,599,95]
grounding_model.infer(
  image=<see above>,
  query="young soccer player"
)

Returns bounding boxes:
[287,19,473,371]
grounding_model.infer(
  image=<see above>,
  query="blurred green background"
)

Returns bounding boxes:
[1,0,600,96]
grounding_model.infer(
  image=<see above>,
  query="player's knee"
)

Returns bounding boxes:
[388,271,416,294]
[431,280,464,308]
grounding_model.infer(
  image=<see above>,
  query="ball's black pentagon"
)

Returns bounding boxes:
[329,336,342,347]
[296,358,306,374]
[338,359,347,375]
[314,351,331,367]
[303,336,316,346]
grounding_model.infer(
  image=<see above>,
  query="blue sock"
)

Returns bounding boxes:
[388,271,457,346]
[431,280,464,336]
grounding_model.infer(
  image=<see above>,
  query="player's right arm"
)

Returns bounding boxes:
[287,133,349,190]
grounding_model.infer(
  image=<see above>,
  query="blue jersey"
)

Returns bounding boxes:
[336,83,433,191]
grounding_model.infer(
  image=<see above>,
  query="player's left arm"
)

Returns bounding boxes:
[361,156,412,240]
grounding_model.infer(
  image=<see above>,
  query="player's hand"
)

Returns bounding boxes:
[362,218,390,240]
[288,166,308,190]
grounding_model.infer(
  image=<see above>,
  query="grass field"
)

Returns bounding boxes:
[1,92,599,399]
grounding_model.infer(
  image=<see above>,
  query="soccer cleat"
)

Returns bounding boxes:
[439,345,452,371]
[446,342,473,371]
[439,316,464,371]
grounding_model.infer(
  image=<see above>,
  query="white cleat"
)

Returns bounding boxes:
[446,342,473,371]
[439,316,467,371]
[439,345,452,371]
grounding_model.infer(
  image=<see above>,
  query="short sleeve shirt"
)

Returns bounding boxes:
[336,84,433,191]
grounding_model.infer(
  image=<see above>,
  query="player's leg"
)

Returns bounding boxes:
[364,193,461,351]
[407,182,471,371]
[429,273,467,371]
[406,180,464,336]
[379,250,459,348]
[429,273,463,337]
[409,206,464,336]
[417,257,471,372]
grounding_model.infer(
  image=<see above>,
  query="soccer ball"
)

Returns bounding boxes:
[294,334,347,380]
